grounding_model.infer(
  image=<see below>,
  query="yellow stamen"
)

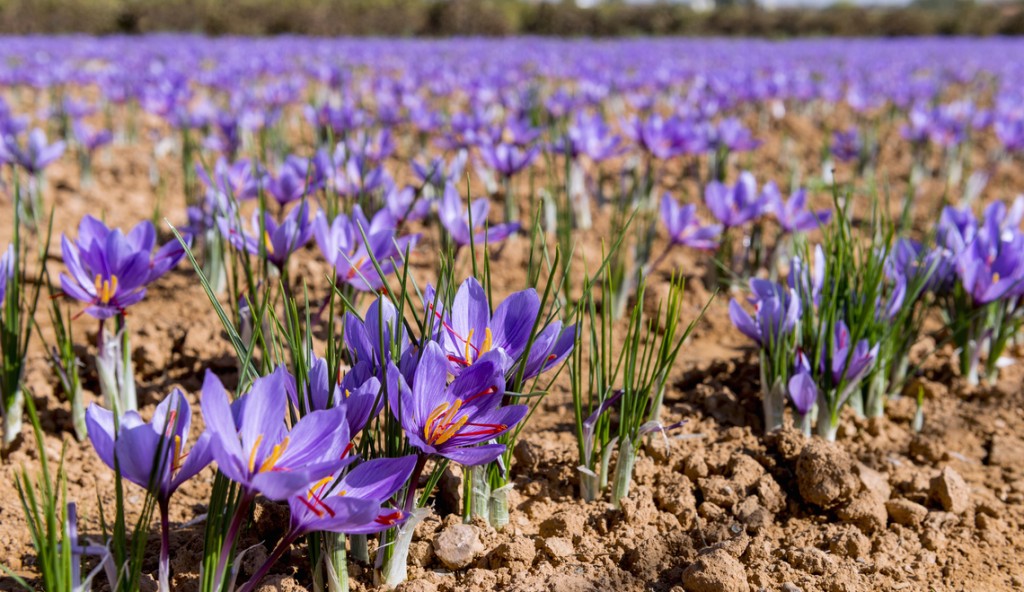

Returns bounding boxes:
[307,476,333,500]
[993,272,1001,283]
[344,388,351,399]
[93,274,119,305]
[171,435,183,471]
[432,415,468,445]
[264,232,275,255]
[248,435,264,472]
[424,399,466,445]
[257,437,290,473]
[480,327,493,356]
[464,329,475,363]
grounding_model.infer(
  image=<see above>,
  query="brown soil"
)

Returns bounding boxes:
[1,107,1024,592]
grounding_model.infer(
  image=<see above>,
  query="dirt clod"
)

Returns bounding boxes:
[796,439,859,509]
[681,548,747,592]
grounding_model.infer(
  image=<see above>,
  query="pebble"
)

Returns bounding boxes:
[886,498,929,527]
[929,467,971,514]
[433,523,484,570]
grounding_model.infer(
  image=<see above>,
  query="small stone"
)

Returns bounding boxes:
[796,439,859,509]
[886,499,929,527]
[929,467,970,514]
[735,496,771,532]
[837,492,887,533]
[433,523,484,570]
[541,536,574,562]
[765,427,805,461]
[680,548,747,592]
[782,584,804,592]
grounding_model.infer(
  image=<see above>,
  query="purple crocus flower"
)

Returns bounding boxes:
[0,128,65,174]
[313,207,417,291]
[829,321,878,386]
[390,340,527,466]
[763,184,831,234]
[197,157,262,202]
[660,193,721,250]
[264,156,325,206]
[85,388,212,501]
[831,128,861,163]
[787,351,817,416]
[286,455,417,537]
[220,201,313,270]
[427,277,538,375]
[60,216,188,319]
[200,368,354,501]
[704,172,769,228]
[710,117,760,153]
[303,356,387,437]
[729,279,801,347]
[72,120,112,153]
[956,213,1024,304]
[478,141,538,178]
[556,112,622,163]
[0,244,13,303]
[438,183,519,247]
[344,297,418,380]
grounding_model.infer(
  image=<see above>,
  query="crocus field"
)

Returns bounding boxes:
[1,36,1024,592]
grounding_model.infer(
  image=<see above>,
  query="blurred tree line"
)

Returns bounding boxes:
[1,0,1023,36]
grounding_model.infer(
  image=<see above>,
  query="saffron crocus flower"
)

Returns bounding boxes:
[831,128,861,163]
[221,201,313,270]
[956,216,1024,305]
[660,193,721,250]
[345,297,418,380]
[729,279,801,347]
[200,368,354,501]
[72,120,112,153]
[478,141,538,178]
[514,321,576,382]
[438,183,519,247]
[264,155,324,206]
[704,172,769,228]
[0,128,65,174]
[0,244,13,303]
[286,455,417,537]
[828,321,878,386]
[787,352,817,416]
[556,112,622,163]
[303,356,386,436]
[428,277,538,375]
[85,388,212,500]
[390,340,527,466]
[60,216,188,319]
[764,184,831,234]
[197,157,262,201]
[710,117,760,153]
[313,208,417,291]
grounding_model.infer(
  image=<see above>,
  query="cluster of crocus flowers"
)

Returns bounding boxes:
[219,201,313,271]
